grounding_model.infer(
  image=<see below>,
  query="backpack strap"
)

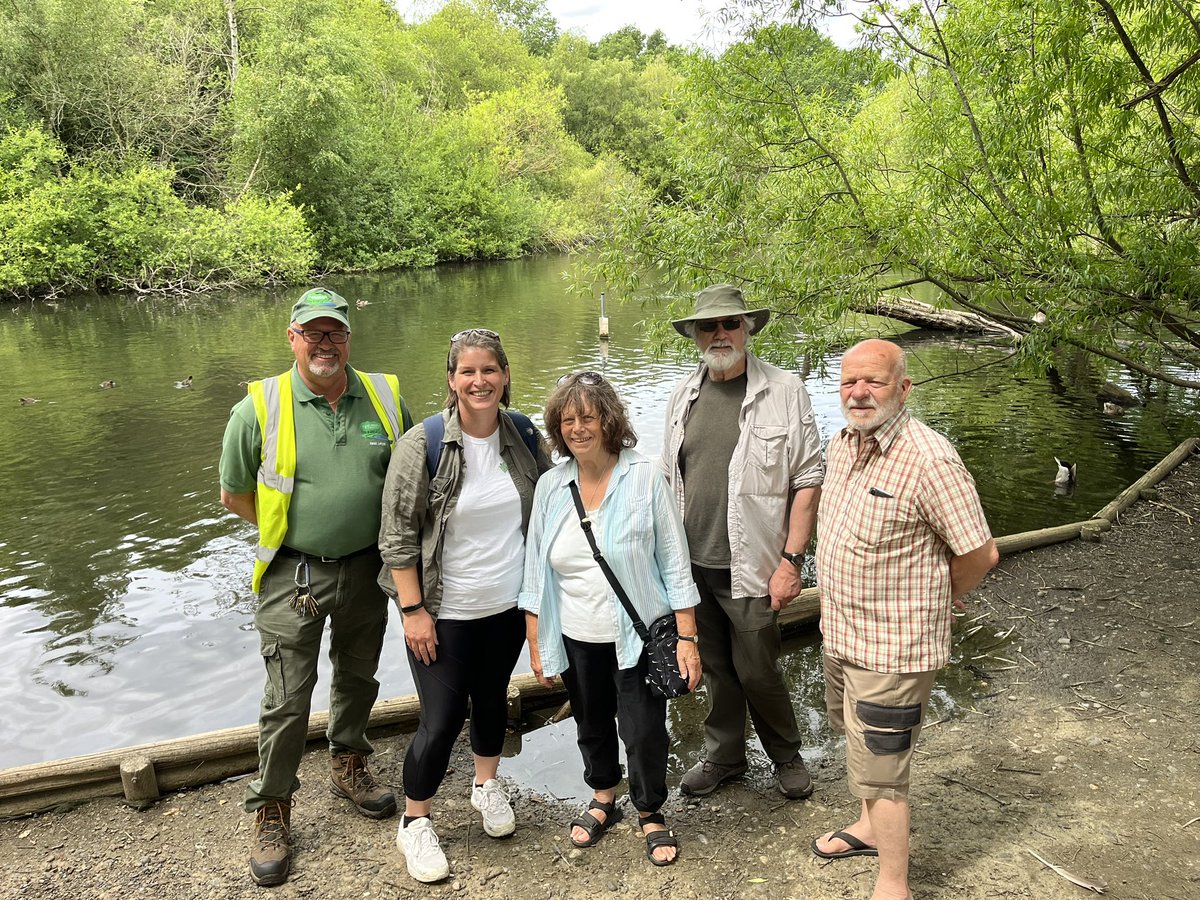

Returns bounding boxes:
[423,409,540,480]
[422,413,446,479]
[503,410,541,461]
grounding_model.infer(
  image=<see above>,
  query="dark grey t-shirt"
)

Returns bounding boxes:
[679,373,746,567]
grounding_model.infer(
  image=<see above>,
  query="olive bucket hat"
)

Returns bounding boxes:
[290,288,351,329]
[671,284,770,337]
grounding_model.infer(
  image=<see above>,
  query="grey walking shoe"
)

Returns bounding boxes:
[249,799,292,886]
[774,754,814,799]
[331,751,398,819]
[679,758,748,796]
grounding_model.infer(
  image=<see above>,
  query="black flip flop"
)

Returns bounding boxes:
[640,813,679,867]
[569,799,623,848]
[811,829,879,860]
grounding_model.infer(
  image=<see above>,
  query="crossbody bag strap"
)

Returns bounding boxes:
[567,480,651,642]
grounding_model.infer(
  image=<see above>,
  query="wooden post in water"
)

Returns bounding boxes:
[598,291,610,339]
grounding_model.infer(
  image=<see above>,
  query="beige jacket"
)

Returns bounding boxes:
[661,352,824,598]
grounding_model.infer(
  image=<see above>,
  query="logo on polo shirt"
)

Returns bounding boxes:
[360,421,390,445]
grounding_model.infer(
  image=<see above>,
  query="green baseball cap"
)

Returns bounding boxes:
[290,288,351,329]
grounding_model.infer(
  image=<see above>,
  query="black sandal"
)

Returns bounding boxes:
[640,813,679,867]
[569,798,623,848]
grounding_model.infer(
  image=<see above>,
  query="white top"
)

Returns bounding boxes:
[550,507,618,642]
[439,429,525,620]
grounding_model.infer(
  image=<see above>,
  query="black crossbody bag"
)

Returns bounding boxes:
[568,480,690,699]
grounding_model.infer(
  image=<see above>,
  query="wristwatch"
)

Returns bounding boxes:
[781,551,805,569]
[677,634,699,644]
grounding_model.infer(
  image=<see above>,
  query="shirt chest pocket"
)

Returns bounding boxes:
[740,425,788,495]
[846,489,912,548]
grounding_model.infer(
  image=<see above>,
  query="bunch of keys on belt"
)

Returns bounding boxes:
[289,556,320,617]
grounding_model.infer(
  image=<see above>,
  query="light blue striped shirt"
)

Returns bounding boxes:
[519,449,701,675]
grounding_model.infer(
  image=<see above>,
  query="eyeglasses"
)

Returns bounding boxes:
[557,371,606,386]
[695,318,743,333]
[451,328,501,343]
[292,327,350,344]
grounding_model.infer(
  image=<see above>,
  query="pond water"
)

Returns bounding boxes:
[2,254,1198,774]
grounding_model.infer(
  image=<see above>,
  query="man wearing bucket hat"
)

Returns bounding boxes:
[220,287,413,886]
[661,284,824,800]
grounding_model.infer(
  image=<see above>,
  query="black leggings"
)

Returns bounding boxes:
[403,606,524,802]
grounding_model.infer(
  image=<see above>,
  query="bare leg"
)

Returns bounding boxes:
[404,796,432,818]
[474,753,500,784]
[866,796,912,900]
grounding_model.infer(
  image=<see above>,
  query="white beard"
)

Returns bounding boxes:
[703,343,745,374]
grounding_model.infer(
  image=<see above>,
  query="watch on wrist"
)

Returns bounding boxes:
[781,550,805,569]
[677,634,699,644]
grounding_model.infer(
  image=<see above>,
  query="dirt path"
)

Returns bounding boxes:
[3,459,1199,900]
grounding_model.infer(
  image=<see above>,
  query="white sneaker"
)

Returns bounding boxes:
[470,778,516,837]
[396,817,449,883]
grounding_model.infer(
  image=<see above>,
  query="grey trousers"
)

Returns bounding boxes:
[691,564,803,765]
[243,550,388,812]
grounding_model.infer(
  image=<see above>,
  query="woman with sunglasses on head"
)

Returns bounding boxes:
[519,372,702,867]
[378,329,551,884]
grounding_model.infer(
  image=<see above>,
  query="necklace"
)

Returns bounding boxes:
[581,455,615,511]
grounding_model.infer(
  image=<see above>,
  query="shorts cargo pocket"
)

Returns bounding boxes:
[863,729,912,754]
[260,635,284,709]
[857,700,921,755]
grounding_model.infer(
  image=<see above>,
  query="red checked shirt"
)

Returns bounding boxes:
[816,409,992,673]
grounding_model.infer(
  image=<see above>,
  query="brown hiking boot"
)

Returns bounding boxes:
[330,751,397,819]
[679,758,748,796]
[249,799,292,886]
[774,754,814,800]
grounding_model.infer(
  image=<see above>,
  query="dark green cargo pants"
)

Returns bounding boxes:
[243,549,388,812]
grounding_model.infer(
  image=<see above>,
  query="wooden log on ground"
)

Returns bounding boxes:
[0,673,565,819]
[993,521,1090,555]
[1094,437,1199,523]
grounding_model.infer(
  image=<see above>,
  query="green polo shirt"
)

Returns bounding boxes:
[219,365,397,557]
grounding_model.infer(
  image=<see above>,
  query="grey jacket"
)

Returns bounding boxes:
[378,407,551,616]
[661,352,824,599]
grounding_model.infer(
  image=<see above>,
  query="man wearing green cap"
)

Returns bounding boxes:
[219,287,413,886]
[662,283,824,801]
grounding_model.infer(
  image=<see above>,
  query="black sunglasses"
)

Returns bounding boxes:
[557,371,606,386]
[695,318,743,333]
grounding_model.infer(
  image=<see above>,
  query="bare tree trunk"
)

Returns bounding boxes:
[857,296,1022,337]
[224,0,239,87]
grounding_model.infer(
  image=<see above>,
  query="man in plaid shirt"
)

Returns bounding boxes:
[813,339,998,900]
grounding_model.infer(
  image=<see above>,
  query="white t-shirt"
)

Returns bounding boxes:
[550,507,618,643]
[439,430,525,620]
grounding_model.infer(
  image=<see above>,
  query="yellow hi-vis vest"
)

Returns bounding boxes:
[247,367,402,593]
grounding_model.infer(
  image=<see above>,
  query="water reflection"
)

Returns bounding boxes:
[1,256,1198,769]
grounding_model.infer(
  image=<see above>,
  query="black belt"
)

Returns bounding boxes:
[276,544,379,564]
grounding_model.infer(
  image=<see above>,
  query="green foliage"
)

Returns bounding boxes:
[584,1,1200,387]
[0,0,698,293]
[0,124,314,295]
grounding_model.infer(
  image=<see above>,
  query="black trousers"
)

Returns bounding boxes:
[403,606,524,802]
[560,635,669,814]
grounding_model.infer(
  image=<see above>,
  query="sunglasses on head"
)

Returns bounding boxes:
[695,318,743,333]
[451,328,500,343]
[557,371,605,386]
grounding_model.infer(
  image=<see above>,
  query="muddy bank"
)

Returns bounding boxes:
[3,458,1199,899]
